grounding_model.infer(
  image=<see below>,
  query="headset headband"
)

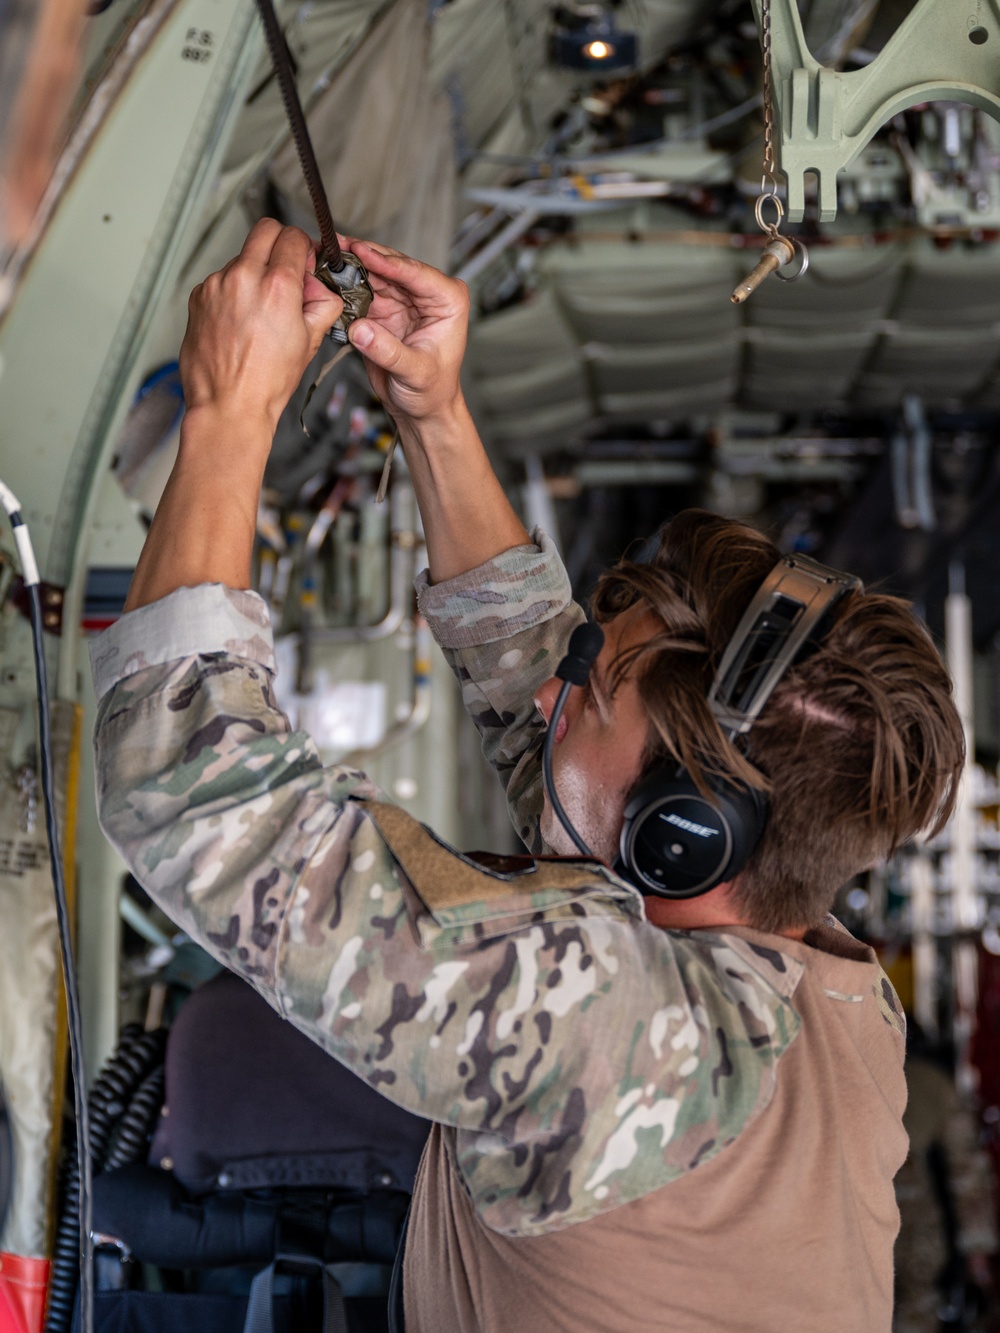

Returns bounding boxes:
[706,554,862,739]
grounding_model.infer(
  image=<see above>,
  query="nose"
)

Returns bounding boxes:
[533,676,561,726]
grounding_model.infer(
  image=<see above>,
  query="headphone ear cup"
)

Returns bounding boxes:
[618,767,766,899]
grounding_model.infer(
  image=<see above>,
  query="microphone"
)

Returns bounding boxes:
[555,621,606,685]
[542,621,605,858]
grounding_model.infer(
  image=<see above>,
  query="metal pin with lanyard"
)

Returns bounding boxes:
[730,0,809,305]
[252,0,400,499]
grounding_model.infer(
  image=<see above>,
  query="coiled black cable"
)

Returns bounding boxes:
[102,1067,166,1174]
[44,1027,166,1333]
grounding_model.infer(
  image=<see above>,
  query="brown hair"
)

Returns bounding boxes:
[591,509,965,932]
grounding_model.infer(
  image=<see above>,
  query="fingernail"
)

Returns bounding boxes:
[350,320,373,348]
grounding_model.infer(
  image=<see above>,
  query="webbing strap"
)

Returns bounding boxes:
[321,1265,348,1333]
[243,1262,276,1333]
[242,1258,347,1333]
[387,1204,409,1333]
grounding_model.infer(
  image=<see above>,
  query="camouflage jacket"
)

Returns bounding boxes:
[90,534,804,1238]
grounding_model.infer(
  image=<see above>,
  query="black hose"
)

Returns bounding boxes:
[27,579,95,1333]
[44,1028,166,1333]
[0,1077,12,1238]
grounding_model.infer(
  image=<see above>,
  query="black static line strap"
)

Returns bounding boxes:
[28,581,94,1333]
[252,0,342,270]
[0,1078,11,1238]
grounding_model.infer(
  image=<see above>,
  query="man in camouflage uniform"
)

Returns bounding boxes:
[91,221,965,1332]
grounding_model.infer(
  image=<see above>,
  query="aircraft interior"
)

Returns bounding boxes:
[1,1,999,1330]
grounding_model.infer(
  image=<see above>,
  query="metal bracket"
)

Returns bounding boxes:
[751,0,1000,222]
[11,579,65,635]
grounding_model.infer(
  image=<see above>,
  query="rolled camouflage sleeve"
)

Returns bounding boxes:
[417,530,585,852]
[91,584,382,984]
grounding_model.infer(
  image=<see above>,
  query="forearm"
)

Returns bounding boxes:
[124,221,343,613]
[418,532,583,850]
[339,241,531,582]
[398,397,530,584]
[124,409,270,612]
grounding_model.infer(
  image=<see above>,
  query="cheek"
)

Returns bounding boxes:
[560,748,632,831]
[561,722,642,798]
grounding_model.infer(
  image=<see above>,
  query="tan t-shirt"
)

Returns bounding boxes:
[404,920,907,1333]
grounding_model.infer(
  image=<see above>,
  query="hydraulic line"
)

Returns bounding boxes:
[0,481,94,1333]
[297,470,355,694]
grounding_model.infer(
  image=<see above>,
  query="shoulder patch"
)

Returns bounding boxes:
[356,799,643,943]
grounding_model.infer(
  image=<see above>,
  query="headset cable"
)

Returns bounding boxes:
[541,621,604,858]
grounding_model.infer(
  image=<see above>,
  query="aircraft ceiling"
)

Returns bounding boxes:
[49,0,1000,623]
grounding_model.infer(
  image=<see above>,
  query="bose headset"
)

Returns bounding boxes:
[542,553,861,899]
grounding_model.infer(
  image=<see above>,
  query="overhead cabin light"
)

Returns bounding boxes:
[549,5,638,73]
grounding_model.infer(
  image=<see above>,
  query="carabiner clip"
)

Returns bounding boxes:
[314,252,374,345]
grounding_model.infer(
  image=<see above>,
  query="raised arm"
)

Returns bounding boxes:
[125,221,342,611]
[126,222,530,614]
[343,238,530,582]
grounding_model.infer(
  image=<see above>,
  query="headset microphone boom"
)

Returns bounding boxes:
[541,621,605,859]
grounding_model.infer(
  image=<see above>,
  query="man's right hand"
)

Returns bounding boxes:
[344,239,470,426]
[182,219,343,435]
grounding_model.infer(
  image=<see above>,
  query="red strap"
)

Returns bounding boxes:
[0,1253,51,1333]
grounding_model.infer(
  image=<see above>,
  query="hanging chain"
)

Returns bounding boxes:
[731,0,809,302]
[755,0,784,240]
